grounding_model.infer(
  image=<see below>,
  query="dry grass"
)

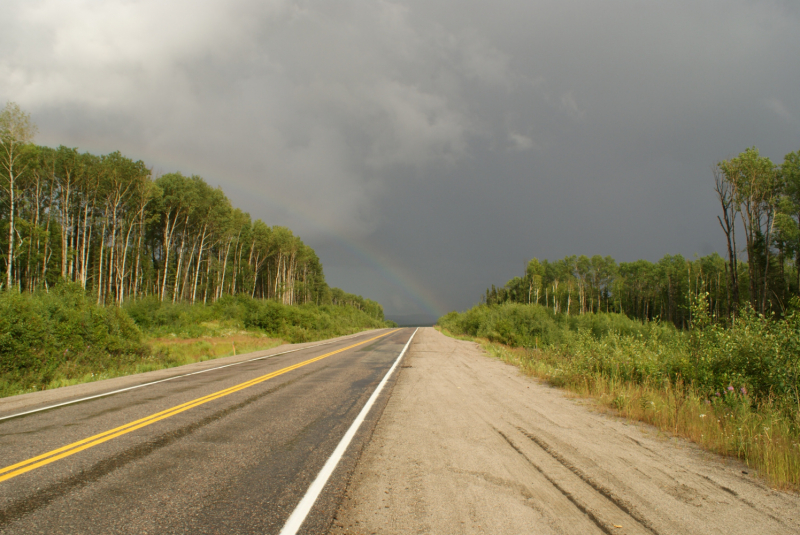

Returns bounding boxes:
[148,333,282,362]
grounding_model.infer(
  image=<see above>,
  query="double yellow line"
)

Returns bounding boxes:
[0,329,398,484]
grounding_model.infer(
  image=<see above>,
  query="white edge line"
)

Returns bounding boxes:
[279,327,419,535]
[0,330,377,422]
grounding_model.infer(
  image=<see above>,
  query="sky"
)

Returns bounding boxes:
[2,0,799,323]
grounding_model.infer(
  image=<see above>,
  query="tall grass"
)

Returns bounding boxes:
[438,299,800,489]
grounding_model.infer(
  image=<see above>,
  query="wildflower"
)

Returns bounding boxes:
[727,385,734,392]
[715,392,721,397]
[699,414,706,418]
[740,386,747,395]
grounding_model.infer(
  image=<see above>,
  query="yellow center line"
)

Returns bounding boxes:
[0,329,399,484]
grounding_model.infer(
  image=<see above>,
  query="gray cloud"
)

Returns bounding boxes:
[2,0,799,320]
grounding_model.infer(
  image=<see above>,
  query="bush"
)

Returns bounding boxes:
[438,300,799,411]
[0,283,148,390]
[124,293,390,341]
[1,285,392,397]
[242,299,387,342]
[689,302,800,405]
[438,303,663,348]
[124,296,220,337]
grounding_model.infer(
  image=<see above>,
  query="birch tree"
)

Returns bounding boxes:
[0,102,37,289]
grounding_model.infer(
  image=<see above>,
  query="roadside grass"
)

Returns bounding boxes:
[1,332,283,398]
[0,286,391,399]
[437,326,800,491]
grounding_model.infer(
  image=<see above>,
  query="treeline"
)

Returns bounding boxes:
[484,146,800,327]
[0,103,384,319]
[486,252,738,328]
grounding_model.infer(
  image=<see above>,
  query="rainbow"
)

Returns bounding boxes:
[143,156,444,317]
[254,195,445,319]
[332,236,446,319]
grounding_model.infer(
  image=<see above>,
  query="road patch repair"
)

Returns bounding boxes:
[330,327,800,535]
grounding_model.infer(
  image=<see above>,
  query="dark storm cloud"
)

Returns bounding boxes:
[2,0,799,319]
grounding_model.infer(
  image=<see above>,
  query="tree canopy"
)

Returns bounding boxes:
[0,103,384,321]
[483,146,800,327]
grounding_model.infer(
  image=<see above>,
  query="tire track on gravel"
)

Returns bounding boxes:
[508,426,661,535]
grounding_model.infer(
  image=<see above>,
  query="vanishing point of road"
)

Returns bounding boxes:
[0,328,416,534]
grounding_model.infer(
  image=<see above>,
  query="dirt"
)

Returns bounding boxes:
[330,328,800,535]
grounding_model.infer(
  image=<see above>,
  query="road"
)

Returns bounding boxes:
[331,328,800,535]
[0,328,415,535]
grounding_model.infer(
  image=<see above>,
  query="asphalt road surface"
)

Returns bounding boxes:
[0,328,415,535]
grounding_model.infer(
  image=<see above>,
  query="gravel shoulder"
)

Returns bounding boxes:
[330,327,800,535]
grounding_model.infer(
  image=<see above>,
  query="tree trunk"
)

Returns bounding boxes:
[97,208,108,305]
[172,214,190,303]
[191,224,209,304]
[6,160,14,289]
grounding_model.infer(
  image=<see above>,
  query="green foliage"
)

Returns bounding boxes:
[0,126,356,310]
[0,283,392,397]
[439,301,800,412]
[689,301,800,405]
[483,146,800,326]
[484,252,743,328]
[438,303,664,348]
[242,298,388,342]
[0,283,147,394]
[123,293,389,342]
[123,296,222,338]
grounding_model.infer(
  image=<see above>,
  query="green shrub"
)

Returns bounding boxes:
[242,299,387,341]
[438,303,663,348]
[0,283,148,391]
[123,294,389,342]
[439,300,800,411]
[1,285,392,397]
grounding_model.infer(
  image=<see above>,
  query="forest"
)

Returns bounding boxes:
[0,102,392,396]
[0,102,384,318]
[484,146,800,328]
